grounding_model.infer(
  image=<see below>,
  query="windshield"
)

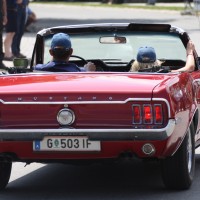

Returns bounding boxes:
[43,31,186,64]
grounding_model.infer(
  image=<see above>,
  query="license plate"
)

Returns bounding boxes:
[33,136,101,152]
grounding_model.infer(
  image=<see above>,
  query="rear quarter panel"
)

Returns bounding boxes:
[153,72,199,155]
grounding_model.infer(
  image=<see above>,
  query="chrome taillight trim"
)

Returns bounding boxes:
[132,103,165,125]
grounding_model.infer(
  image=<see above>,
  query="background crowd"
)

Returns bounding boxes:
[0,0,36,69]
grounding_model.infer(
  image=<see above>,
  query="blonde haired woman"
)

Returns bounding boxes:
[130,41,195,72]
[130,46,162,72]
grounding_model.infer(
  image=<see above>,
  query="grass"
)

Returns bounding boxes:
[31,1,185,11]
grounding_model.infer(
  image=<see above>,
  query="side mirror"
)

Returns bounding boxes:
[13,58,29,68]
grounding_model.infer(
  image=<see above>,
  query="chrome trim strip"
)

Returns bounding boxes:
[0,119,175,141]
[0,97,171,118]
[0,98,151,105]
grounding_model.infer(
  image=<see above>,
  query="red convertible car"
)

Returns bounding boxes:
[0,23,199,190]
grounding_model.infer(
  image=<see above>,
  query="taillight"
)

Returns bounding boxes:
[143,105,152,124]
[132,104,164,125]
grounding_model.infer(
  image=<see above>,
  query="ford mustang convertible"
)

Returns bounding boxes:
[0,23,200,190]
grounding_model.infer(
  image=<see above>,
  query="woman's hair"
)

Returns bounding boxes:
[129,60,163,72]
[130,46,164,72]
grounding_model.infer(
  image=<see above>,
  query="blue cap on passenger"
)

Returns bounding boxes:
[51,33,71,50]
[136,46,156,63]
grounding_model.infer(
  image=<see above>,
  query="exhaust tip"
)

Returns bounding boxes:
[142,143,155,156]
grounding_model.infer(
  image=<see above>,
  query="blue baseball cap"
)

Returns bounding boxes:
[136,46,156,63]
[51,33,71,50]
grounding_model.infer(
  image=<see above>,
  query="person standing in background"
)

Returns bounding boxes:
[4,0,22,61]
[12,0,29,58]
[0,0,7,68]
[25,4,37,32]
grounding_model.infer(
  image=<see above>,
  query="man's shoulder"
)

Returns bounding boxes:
[34,61,81,72]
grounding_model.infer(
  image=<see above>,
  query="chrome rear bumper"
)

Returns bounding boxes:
[0,120,175,141]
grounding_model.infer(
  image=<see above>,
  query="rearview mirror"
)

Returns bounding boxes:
[100,36,126,44]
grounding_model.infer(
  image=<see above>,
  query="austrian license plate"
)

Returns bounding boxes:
[33,136,101,152]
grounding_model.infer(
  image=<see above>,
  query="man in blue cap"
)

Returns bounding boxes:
[34,33,96,72]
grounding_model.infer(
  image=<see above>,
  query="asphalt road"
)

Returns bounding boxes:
[2,3,200,199]
[1,154,200,199]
